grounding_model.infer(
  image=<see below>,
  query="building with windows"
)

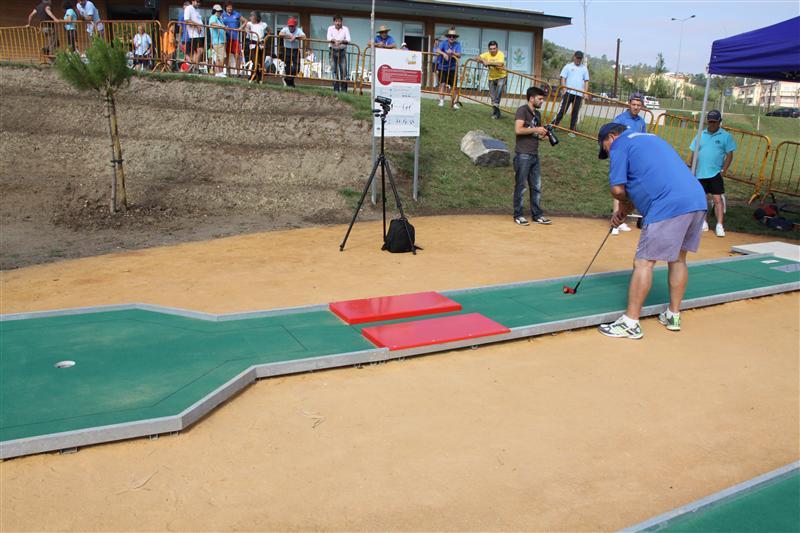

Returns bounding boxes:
[732,80,800,108]
[2,0,570,78]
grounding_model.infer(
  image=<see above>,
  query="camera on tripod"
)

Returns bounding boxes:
[373,96,392,116]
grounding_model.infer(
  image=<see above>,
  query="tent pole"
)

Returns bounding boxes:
[691,69,712,175]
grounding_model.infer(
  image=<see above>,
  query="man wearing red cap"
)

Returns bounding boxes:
[279,16,305,87]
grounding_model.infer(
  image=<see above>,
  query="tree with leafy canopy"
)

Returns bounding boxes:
[55,37,132,213]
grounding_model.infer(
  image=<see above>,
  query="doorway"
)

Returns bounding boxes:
[404,35,425,52]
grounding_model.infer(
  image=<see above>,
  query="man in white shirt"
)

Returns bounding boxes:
[551,50,590,135]
[77,0,104,37]
[326,14,350,92]
[278,17,305,87]
[183,0,204,71]
[133,25,152,70]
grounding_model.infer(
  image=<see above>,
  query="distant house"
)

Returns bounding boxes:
[732,80,800,108]
[642,72,693,98]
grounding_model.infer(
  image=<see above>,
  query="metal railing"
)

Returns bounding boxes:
[765,141,800,200]
[456,58,560,117]
[256,36,361,90]
[653,112,772,202]
[0,26,45,63]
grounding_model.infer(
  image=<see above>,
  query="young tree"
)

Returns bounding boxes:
[55,37,132,213]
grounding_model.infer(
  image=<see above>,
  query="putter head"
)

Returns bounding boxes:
[562,285,576,294]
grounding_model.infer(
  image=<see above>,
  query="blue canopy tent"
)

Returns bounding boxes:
[692,16,800,172]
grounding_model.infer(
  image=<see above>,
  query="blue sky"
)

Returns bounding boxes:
[442,1,799,74]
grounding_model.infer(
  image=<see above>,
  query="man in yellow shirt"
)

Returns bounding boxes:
[479,41,507,119]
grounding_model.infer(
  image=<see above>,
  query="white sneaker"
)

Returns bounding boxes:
[715,224,725,237]
[702,220,709,232]
[438,99,444,107]
[612,227,620,235]
[618,222,632,232]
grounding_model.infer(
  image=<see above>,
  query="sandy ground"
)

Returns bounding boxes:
[1,215,799,531]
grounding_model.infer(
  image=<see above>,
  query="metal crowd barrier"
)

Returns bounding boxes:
[38,20,92,57]
[0,26,45,63]
[359,48,458,105]
[456,57,560,117]
[654,112,771,202]
[165,21,258,79]
[258,36,361,90]
[765,141,800,201]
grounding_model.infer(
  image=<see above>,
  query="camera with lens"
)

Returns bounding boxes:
[543,124,559,146]
[375,96,392,107]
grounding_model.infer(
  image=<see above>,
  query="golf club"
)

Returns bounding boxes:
[563,227,614,295]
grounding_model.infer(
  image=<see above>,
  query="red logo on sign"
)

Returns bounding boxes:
[377,64,422,85]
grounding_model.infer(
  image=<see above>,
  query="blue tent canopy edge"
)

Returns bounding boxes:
[709,16,800,82]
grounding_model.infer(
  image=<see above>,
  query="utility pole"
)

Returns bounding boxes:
[671,14,695,99]
[581,0,590,58]
[612,38,620,99]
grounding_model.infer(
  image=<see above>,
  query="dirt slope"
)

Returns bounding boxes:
[0,67,375,269]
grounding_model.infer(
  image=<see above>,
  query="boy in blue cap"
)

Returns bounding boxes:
[596,123,707,339]
[689,109,736,237]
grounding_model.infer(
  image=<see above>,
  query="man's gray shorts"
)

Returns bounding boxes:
[635,210,707,262]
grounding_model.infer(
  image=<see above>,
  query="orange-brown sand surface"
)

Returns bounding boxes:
[2,216,798,531]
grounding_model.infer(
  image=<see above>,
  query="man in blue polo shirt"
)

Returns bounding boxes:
[609,92,647,235]
[596,123,707,339]
[222,2,247,76]
[551,50,590,135]
[689,109,737,237]
[614,92,646,133]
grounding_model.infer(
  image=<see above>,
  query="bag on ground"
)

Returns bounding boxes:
[382,217,419,253]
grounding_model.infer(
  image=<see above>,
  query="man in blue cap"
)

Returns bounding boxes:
[596,123,707,339]
[608,92,647,235]
[689,109,736,237]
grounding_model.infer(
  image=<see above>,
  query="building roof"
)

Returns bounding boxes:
[252,0,572,29]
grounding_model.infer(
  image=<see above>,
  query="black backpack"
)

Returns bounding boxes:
[382,217,420,253]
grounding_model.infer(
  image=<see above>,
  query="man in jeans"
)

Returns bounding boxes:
[513,86,552,226]
[327,15,350,92]
[478,40,506,119]
[551,50,589,136]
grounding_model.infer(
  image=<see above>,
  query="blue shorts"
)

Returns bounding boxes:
[635,210,706,262]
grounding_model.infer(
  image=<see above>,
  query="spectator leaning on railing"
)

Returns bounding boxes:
[77,0,103,38]
[327,14,350,93]
[371,25,396,49]
[28,0,59,57]
[278,17,304,87]
[479,40,507,119]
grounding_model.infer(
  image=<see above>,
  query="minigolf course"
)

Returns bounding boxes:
[2,254,798,459]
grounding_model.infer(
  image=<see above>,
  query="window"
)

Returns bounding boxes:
[508,30,533,74]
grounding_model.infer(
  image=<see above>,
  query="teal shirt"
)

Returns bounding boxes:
[209,14,226,45]
[690,128,737,179]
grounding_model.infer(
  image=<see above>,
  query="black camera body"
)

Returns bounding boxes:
[544,124,559,146]
[375,96,392,106]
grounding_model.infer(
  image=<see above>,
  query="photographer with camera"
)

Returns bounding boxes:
[513,86,555,226]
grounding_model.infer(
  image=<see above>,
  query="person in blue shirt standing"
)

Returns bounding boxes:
[689,109,736,237]
[609,92,647,235]
[551,50,590,135]
[596,123,707,339]
[222,1,247,77]
[436,28,462,109]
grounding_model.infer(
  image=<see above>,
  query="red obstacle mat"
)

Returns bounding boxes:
[361,313,510,350]
[329,291,461,325]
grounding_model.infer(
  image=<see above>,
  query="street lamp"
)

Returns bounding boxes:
[671,14,695,98]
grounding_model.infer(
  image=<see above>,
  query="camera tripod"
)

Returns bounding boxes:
[339,100,416,254]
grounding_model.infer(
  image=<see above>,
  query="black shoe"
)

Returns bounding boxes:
[533,215,552,225]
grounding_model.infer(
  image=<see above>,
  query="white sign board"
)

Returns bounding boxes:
[373,48,422,137]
